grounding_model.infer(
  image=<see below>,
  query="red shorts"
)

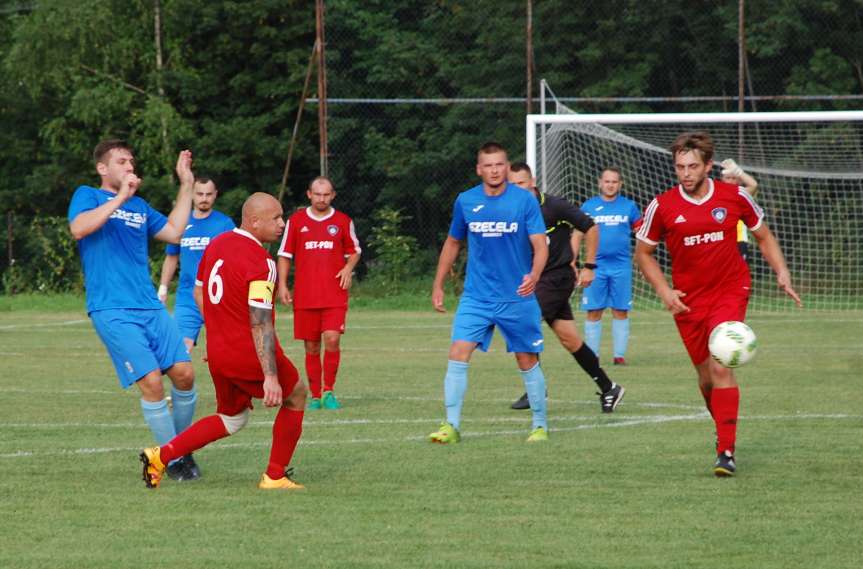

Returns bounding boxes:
[210,350,300,416]
[674,288,750,365]
[293,306,347,340]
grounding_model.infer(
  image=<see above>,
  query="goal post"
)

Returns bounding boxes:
[526,109,863,311]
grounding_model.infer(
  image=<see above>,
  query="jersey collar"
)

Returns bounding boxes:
[306,206,335,221]
[677,177,714,205]
[233,227,262,246]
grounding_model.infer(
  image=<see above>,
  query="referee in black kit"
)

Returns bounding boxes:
[507,163,625,413]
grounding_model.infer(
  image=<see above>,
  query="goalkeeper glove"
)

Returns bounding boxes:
[721,158,745,179]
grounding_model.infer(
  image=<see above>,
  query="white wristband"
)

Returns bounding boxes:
[158,284,168,296]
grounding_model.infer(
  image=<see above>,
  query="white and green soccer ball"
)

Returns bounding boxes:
[708,321,758,368]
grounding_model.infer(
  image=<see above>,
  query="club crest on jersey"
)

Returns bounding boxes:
[711,207,728,223]
[327,224,339,236]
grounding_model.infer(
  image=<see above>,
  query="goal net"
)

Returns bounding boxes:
[526,101,863,311]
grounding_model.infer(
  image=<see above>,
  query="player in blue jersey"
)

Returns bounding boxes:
[68,139,201,481]
[158,176,235,352]
[429,142,550,443]
[578,168,642,365]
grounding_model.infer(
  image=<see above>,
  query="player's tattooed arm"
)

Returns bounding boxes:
[249,306,278,376]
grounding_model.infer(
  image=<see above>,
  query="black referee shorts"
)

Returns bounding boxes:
[535,268,576,326]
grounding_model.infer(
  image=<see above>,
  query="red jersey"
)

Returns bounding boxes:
[277,207,361,309]
[196,228,284,378]
[636,179,764,306]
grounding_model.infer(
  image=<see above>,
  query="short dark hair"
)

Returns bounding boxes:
[510,162,533,176]
[93,139,133,166]
[600,166,622,179]
[670,131,715,163]
[478,141,507,160]
[194,176,217,190]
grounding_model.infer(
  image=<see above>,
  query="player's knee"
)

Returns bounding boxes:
[218,409,250,435]
[169,363,195,390]
[284,382,307,410]
[322,334,340,351]
[136,372,166,401]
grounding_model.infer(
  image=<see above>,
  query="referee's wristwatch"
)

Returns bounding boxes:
[582,262,598,270]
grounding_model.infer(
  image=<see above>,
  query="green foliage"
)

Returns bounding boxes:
[364,206,421,293]
[1,216,82,294]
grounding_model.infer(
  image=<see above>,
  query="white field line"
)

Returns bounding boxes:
[0,319,88,330]
[0,412,857,460]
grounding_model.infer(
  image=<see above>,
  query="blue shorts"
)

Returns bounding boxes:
[90,308,191,389]
[173,301,204,344]
[581,265,633,312]
[451,296,544,353]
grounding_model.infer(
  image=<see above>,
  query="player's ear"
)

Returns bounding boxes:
[96,161,109,177]
[475,163,483,177]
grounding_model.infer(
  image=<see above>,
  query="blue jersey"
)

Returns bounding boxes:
[68,185,168,313]
[449,183,546,303]
[581,195,641,266]
[165,210,235,306]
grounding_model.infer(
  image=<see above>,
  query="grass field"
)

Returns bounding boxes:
[1,298,861,569]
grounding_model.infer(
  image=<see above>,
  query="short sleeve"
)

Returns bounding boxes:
[277,214,297,258]
[738,189,764,231]
[557,198,594,233]
[629,200,643,225]
[635,198,663,246]
[524,195,546,235]
[448,195,467,240]
[67,187,99,223]
[166,243,180,255]
[195,248,208,287]
[247,256,277,309]
[144,200,168,239]
[342,219,361,255]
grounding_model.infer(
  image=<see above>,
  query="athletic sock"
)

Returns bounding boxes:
[612,318,630,359]
[571,344,613,393]
[170,386,198,434]
[323,350,341,392]
[140,398,177,446]
[711,386,739,455]
[584,320,602,357]
[266,408,304,480]
[520,363,548,430]
[161,415,230,464]
[699,385,714,418]
[444,360,469,430]
[305,353,323,399]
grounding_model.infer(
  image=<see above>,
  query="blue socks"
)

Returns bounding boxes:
[520,363,547,430]
[612,318,630,359]
[170,386,198,434]
[584,320,602,357]
[444,360,469,430]
[140,398,177,446]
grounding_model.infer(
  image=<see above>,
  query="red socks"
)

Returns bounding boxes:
[161,415,230,464]
[323,350,341,392]
[711,387,740,455]
[266,408,305,480]
[699,385,714,418]
[305,353,323,398]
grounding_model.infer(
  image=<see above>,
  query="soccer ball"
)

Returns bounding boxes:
[708,321,758,368]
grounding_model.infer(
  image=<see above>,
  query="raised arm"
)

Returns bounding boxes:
[69,174,140,240]
[154,150,195,244]
[431,236,463,313]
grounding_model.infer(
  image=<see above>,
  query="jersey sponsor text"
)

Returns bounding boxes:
[683,231,725,247]
[468,221,519,237]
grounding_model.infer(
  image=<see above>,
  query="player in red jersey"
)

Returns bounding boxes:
[635,132,801,477]
[140,193,308,490]
[277,177,361,410]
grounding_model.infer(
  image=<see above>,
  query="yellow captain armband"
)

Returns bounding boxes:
[248,280,275,304]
